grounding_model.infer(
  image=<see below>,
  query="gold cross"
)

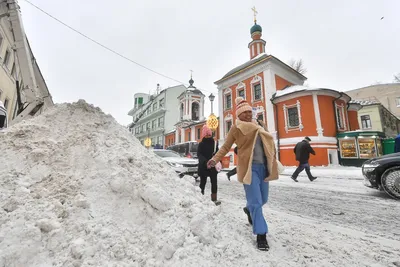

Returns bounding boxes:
[251,6,258,23]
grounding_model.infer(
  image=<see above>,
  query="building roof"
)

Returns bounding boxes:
[272,85,352,103]
[349,99,380,106]
[215,54,307,84]
[250,23,262,34]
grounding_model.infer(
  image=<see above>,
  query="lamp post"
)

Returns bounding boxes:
[207,93,218,132]
[208,93,215,114]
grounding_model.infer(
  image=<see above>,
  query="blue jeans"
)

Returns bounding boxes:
[243,163,269,235]
[292,162,313,179]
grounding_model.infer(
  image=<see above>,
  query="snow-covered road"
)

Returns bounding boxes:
[196,167,400,266]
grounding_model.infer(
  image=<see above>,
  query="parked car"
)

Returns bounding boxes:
[362,152,400,200]
[153,149,199,179]
[166,141,198,158]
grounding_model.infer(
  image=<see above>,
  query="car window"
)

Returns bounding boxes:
[190,142,198,152]
[154,150,182,158]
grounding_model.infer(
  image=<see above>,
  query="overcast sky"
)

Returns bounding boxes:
[18,0,400,125]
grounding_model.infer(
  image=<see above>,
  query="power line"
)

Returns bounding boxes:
[20,0,215,94]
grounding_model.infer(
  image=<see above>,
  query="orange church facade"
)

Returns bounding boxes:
[215,16,361,167]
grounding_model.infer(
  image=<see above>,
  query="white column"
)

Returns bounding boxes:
[188,96,192,120]
[175,128,179,144]
[312,93,324,137]
[181,128,185,142]
[191,126,196,140]
[263,69,277,139]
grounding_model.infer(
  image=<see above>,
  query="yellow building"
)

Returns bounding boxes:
[351,100,400,137]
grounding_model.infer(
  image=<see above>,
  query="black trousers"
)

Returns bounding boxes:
[227,167,237,177]
[0,115,5,128]
[292,162,313,179]
[199,173,218,194]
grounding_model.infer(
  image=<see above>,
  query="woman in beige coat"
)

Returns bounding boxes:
[207,97,279,251]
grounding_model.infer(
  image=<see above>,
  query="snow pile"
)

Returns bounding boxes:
[0,100,223,267]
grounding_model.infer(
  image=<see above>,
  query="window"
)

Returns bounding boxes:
[397,97,400,107]
[152,119,156,129]
[147,108,151,115]
[158,117,164,127]
[253,84,262,101]
[11,63,16,78]
[138,97,143,105]
[238,89,245,98]
[140,125,144,133]
[287,107,299,128]
[188,132,191,141]
[226,120,232,135]
[336,106,344,129]
[3,50,10,67]
[225,94,232,110]
[152,102,157,111]
[0,34,3,48]
[361,115,372,129]
[3,98,9,110]
[159,98,164,108]
[157,136,162,145]
[146,122,150,131]
[197,128,201,139]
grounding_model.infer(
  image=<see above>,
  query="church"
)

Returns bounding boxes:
[215,10,360,166]
[164,76,220,148]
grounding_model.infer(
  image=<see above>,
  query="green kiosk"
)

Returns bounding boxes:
[337,131,385,167]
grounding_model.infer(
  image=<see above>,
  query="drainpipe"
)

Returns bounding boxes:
[333,93,344,164]
[270,93,280,161]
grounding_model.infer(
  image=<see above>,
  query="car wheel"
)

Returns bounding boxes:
[380,167,400,200]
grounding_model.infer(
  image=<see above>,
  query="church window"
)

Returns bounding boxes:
[287,107,299,127]
[283,101,303,133]
[238,89,245,98]
[253,83,262,101]
[225,94,232,110]
[192,102,199,120]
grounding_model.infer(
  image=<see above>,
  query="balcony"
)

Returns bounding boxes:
[134,125,165,138]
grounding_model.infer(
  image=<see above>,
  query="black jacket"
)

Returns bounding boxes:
[197,138,219,177]
[294,140,315,164]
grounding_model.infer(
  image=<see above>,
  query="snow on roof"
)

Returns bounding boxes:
[274,85,318,98]
[349,99,380,106]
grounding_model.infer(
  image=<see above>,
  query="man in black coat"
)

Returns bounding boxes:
[291,137,317,182]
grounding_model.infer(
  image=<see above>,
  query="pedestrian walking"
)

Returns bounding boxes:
[197,125,221,205]
[291,137,317,182]
[207,97,279,251]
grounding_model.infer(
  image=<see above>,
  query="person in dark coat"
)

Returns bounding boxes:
[226,146,238,180]
[291,137,317,182]
[197,125,219,203]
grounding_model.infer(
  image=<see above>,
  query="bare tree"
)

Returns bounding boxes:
[394,73,400,83]
[288,58,307,75]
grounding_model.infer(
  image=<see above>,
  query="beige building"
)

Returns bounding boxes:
[0,11,19,120]
[351,100,400,138]
[346,83,400,118]
[0,1,53,123]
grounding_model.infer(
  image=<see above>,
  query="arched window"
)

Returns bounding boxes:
[192,102,199,120]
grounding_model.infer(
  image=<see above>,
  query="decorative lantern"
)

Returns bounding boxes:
[207,113,219,132]
[144,137,152,148]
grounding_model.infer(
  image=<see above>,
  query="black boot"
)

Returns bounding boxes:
[257,234,269,251]
[309,176,317,182]
[243,207,253,225]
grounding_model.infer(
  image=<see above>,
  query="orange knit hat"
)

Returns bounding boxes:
[235,97,252,117]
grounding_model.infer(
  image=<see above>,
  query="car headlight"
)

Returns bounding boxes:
[362,161,380,170]
[167,162,183,168]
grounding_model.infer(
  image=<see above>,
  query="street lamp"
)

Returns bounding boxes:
[207,93,218,132]
[208,93,215,114]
